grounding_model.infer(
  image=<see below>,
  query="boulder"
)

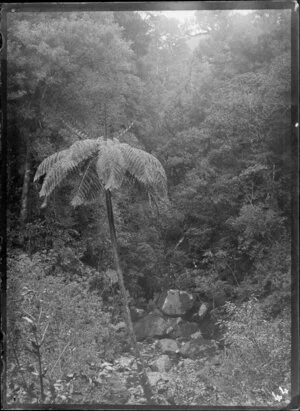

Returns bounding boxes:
[180,338,217,359]
[198,303,209,319]
[133,312,178,341]
[153,355,173,372]
[158,338,179,354]
[161,289,195,316]
[165,317,182,335]
[153,290,168,308]
[168,321,199,339]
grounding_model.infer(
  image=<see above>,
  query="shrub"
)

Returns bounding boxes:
[6,251,127,404]
[211,298,291,406]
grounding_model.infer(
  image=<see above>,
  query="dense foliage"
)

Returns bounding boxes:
[6,8,291,406]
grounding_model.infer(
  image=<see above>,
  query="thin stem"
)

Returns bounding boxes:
[225,261,240,286]
[104,102,108,140]
[105,190,155,404]
[32,331,45,402]
[47,341,71,377]
[40,321,50,346]
[37,306,43,327]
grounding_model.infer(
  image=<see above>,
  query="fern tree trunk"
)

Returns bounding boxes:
[105,190,155,404]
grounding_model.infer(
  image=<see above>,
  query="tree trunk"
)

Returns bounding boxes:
[20,149,31,226]
[105,190,155,404]
[104,102,108,139]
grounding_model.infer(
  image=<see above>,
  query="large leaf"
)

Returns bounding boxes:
[119,143,167,198]
[96,140,126,190]
[34,149,69,182]
[71,158,103,206]
[37,138,101,198]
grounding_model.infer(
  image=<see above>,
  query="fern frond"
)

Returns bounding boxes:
[40,156,81,198]
[119,143,167,198]
[60,117,92,140]
[71,158,103,206]
[115,121,134,140]
[96,140,126,190]
[34,149,69,181]
[69,138,101,162]
[38,139,101,198]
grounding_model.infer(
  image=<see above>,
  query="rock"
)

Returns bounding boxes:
[166,317,182,335]
[161,289,195,316]
[198,303,209,319]
[154,355,173,372]
[180,338,217,359]
[148,372,170,386]
[154,290,168,308]
[158,338,179,354]
[168,321,199,339]
[191,331,203,339]
[133,312,178,341]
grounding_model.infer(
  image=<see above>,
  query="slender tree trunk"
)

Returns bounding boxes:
[36,345,45,403]
[20,148,31,226]
[105,190,155,404]
[104,102,108,139]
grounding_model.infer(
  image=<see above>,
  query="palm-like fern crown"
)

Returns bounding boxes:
[34,135,168,206]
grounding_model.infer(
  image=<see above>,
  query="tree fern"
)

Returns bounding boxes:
[34,130,167,405]
[96,140,126,190]
[35,137,167,204]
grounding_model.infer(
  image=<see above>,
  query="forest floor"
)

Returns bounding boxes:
[7,251,291,408]
[58,336,287,407]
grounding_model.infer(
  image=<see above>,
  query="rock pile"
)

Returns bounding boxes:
[133,289,220,344]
